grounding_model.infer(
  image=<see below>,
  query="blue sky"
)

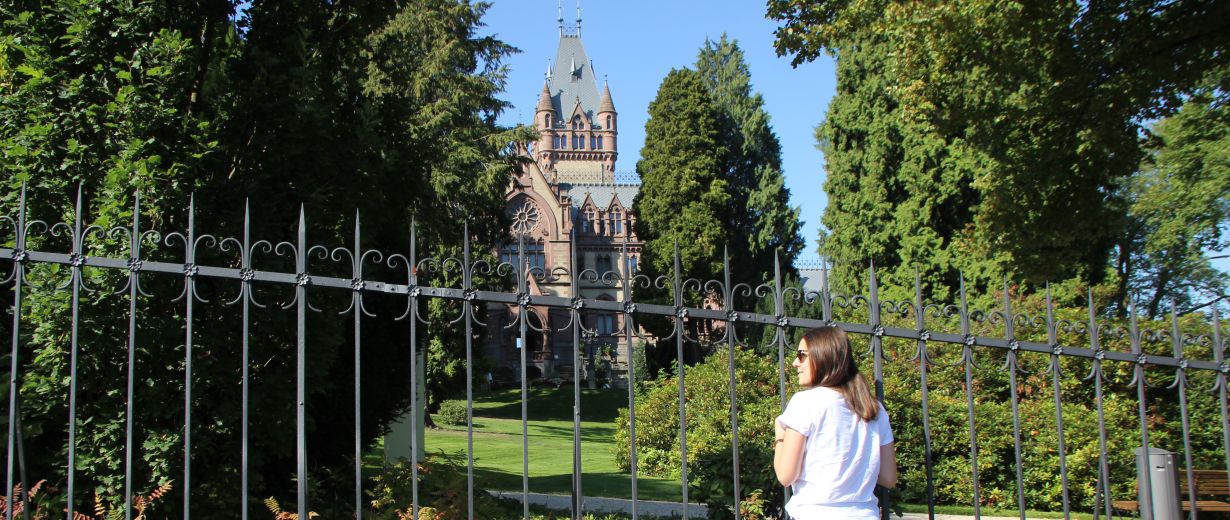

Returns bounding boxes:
[479,1,835,265]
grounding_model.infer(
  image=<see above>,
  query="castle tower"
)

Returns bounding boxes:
[535,21,618,184]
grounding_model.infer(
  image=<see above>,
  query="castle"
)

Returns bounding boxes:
[483,10,642,386]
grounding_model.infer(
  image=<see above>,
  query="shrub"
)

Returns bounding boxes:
[614,346,783,519]
[435,400,468,426]
[368,451,508,520]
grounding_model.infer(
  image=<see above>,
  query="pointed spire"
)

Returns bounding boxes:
[557,0,564,36]
[598,81,615,114]
[537,81,554,114]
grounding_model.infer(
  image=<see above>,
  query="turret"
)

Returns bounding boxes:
[536,82,556,157]
[598,82,616,134]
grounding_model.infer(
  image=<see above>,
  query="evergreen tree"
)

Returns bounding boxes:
[767,0,1230,299]
[633,68,732,283]
[0,0,525,515]
[695,35,804,285]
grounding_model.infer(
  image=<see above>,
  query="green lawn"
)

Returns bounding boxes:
[424,387,683,501]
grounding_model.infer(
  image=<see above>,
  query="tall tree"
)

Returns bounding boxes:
[0,0,525,515]
[632,68,731,367]
[695,35,804,284]
[1115,68,1230,318]
[767,0,1230,298]
[634,68,732,283]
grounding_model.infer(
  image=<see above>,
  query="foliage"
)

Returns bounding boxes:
[367,452,508,520]
[766,0,1230,302]
[633,68,732,285]
[614,346,783,519]
[0,0,526,516]
[1114,70,1230,318]
[262,496,318,520]
[435,400,468,427]
[694,35,804,284]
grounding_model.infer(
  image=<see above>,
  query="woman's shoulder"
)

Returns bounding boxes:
[791,386,842,405]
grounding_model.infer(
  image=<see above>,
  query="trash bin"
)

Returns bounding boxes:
[1136,446,1182,520]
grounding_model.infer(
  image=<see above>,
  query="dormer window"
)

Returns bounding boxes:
[583,207,596,233]
[610,207,623,234]
[572,116,583,130]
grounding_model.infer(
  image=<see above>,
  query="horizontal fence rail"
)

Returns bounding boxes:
[1,185,1229,520]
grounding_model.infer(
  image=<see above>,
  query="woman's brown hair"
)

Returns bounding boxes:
[800,326,879,421]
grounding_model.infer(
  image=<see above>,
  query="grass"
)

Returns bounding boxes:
[424,387,683,502]
[421,387,1103,520]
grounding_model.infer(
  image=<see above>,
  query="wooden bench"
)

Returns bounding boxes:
[1112,469,1230,513]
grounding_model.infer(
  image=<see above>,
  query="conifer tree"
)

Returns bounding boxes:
[0,0,526,515]
[695,35,804,284]
[633,68,732,283]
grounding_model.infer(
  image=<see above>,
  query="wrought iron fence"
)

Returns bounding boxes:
[2,185,1229,520]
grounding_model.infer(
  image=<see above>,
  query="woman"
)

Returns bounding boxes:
[773,326,897,519]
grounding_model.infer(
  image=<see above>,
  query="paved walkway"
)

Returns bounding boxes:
[492,492,1028,519]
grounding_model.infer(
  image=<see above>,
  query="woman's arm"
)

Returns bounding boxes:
[878,442,898,488]
[773,420,806,487]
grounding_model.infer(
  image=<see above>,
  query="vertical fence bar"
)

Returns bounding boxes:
[1170,305,1198,519]
[240,201,252,520]
[462,222,475,520]
[1214,306,1230,489]
[5,184,27,520]
[125,195,142,520]
[672,241,689,517]
[183,196,197,520]
[620,238,638,520]
[1045,286,1071,520]
[957,275,982,518]
[867,264,889,520]
[913,271,936,520]
[569,230,583,520]
[1088,291,1113,520]
[521,233,532,520]
[295,207,309,518]
[772,255,789,509]
[408,219,420,520]
[1001,280,1026,520]
[723,248,741,520]
[1128,299,1154,519]
[351,213,363,520]
[65,186,85,520]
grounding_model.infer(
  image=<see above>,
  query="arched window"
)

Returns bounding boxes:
[543,114,549,127]
[572,116,582,130]
[579,135,585,149]
[596,136,603,150]
[605,115,612,128]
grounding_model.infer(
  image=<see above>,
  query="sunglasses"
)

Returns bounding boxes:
[795,350,808,363]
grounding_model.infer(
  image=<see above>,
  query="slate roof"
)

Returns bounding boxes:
[549,35,602,127]
[564,183,640,210]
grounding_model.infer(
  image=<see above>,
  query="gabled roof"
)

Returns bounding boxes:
[564,183,640,211]
[548,34,601,125]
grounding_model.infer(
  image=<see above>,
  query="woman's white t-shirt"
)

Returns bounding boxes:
[776,386,893,520]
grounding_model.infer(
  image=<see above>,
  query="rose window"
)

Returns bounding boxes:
[511,200,540,235]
